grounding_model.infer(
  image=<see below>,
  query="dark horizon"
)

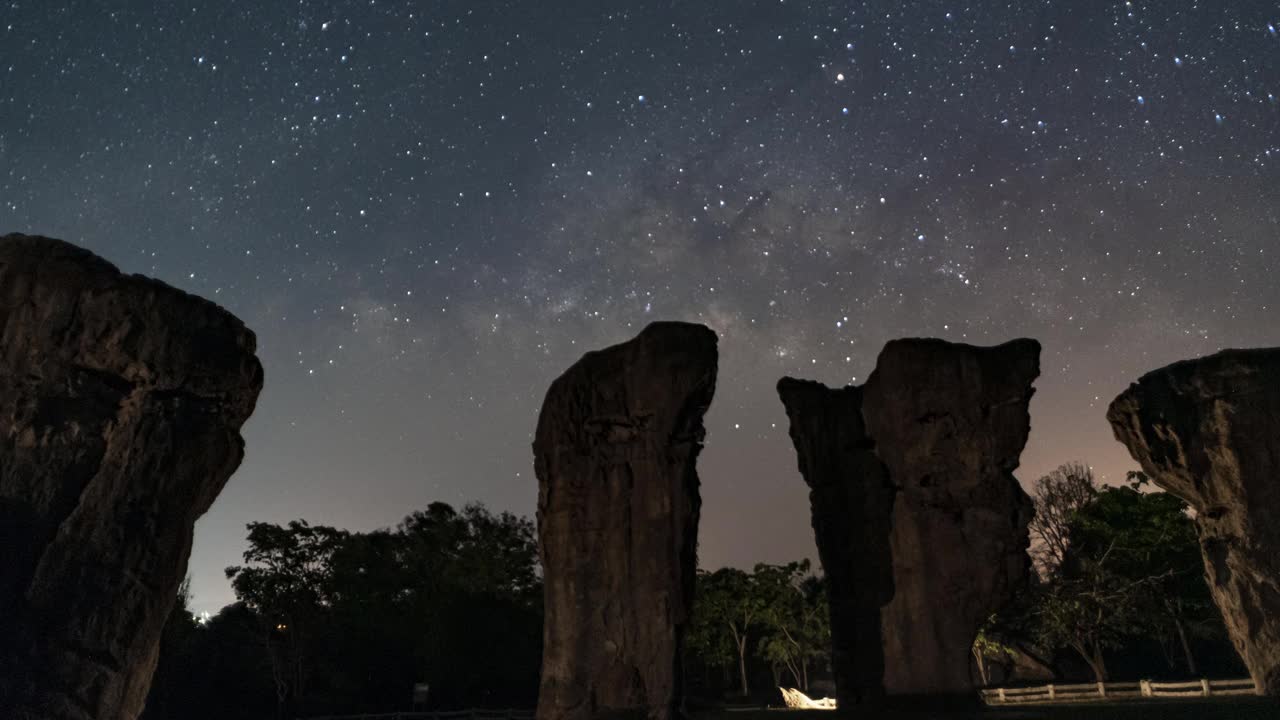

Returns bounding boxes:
[2,0,1278,616]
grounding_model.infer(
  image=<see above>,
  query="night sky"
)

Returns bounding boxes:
[3,1,1278,615]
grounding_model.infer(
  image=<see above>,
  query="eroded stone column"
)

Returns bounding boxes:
[779,338,1038,705]
[775,378,894,706]
[1108,348,1280,695]
[534,322,717,720]
[0,234,263,720]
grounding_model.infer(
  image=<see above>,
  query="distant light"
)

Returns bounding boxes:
[637,94,646,103]
[846,42,854,50]
[836,73,845,82]
[1174,56,1183,67]
[1137,95,1145,105]
[841,107,849,115]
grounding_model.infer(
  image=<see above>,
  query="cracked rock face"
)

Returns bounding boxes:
[534,322,717,720]
[778,338,1038,705]
[1108,349,1280,695]
[0,234,263,720]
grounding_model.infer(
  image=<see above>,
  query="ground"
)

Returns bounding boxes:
[693,697,1278,720]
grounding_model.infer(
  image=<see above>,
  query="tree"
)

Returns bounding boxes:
[1032,544,1143,682]
[392,503,542,707]
[225,520,349,719]
[754,562,828,691]
[221,503,542,714]
[143,598,278,720]
[971,615,1017,687]
[1069,472,1222,676]
[1023,465,1227,682]
[1028,462,1098,578]
[685,578,737,690]
[693,568,767,697]
[701,566,757,696]
[689,563,833,698]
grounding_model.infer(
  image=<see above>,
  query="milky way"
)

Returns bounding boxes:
[2,1,1278,614]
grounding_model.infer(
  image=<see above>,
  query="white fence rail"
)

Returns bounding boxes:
[304,710,533,720]
[982,678,1256,705]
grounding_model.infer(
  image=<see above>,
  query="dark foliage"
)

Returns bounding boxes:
[989,465,1243,684]
[142,502,541,719]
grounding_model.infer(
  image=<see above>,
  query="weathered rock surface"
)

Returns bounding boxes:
[0,234,263,720]
[1108,348,1280,696]
[534,322,717,720]
[778,338,1038,705]
[774,378,894,705]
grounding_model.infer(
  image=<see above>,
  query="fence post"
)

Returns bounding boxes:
[1047,684,1055,700]
[1141,679,1152,697]
[997,688,1006,703]
[1097,681,1106,698]
[1202,678,1211,697]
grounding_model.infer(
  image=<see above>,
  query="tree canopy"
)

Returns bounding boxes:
[991,464,1238,684]
[687,561,830,698]
[146,502,541,720]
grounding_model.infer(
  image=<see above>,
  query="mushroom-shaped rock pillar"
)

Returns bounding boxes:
[534,322,718,720]
[1108,348,1280,695]
[0,234,263,720]
[778,338,1038,707]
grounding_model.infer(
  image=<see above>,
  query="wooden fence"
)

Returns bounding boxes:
[304,709,533,720]
[982,678,1256,705]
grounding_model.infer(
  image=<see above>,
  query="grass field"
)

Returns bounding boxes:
[692,696,1278,719]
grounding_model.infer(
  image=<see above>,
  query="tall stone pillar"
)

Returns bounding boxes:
[1109,348,1280,695]
[534,322,717,720]
[0,234,263,720]
[779,338,1038,706]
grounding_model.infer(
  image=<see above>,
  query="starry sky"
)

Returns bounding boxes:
[3,1,1278,615]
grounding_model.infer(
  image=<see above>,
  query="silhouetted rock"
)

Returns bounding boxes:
[778,338,1038,706]
[534,322,717,720]
[0,234,263,720]
[1108,348,1280,696]
[775,377,894,706]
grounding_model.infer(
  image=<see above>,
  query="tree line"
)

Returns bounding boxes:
[142,463,1245,717]
[143,503,543,720]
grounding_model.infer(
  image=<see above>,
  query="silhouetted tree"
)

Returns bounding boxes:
[755,561,828,691]
[226,520,349,719]
[1028,461,1098,578]
[215,502,541,714]
[1014,464,1235,683]
[692,567,765,697]
[1070,472,1223,676]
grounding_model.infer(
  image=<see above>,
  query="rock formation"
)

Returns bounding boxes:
[774,377,895,705]
[778,338,1038,706]
[1108,348,1280,696]
[534,322,717,720]
[0,234,263,720]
